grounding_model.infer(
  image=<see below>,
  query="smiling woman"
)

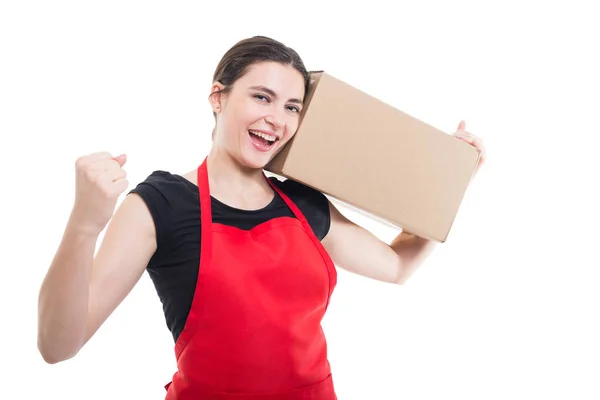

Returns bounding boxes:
[37,36,341,400]
[36,35,485,400]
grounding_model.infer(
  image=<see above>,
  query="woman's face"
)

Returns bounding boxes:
[211,61,305,170]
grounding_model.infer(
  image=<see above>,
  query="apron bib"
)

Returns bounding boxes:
[164,157,338,399]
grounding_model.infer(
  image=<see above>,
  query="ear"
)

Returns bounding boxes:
[209,81,226,114]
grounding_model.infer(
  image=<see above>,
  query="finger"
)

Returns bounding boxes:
[91,153,127,171]
[86,151,113,164]
[76,152,114,169]
[477,152,486,166]
[476,143,486,161]
[458,120,466,131]
[107,166,127,182]
[473,137,485,150]
[97,172,129,195]
[86,151,114,161]
[457,132,482,146]
[111,153,127,167]
[112,178,130,196]
[96,157,125,172]
[454,131,471,138]
[455,134,475,144]
[480,146,487,161]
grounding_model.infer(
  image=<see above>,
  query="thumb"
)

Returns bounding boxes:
[458,120,466,131]
[112,153,127,167]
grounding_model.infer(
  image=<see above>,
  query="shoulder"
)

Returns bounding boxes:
[129,170,196,203]
[268,176,324,206]
[268,175,331,239]
[130,170,192,193]
[127,170,196,245]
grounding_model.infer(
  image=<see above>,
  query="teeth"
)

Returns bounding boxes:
[249,130,277,142]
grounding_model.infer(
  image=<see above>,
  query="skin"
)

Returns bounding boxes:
[37,61,486,364]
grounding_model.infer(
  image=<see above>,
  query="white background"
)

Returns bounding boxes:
[1,1,599,399]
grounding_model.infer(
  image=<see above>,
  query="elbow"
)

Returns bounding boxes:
[39,351,63,365]
[37,333,79,365]
[394,275,407,285]
[393,259,417,285]
[394,265,419,285]
[392,260,408,285]
[38,343,77,365]
[38,345,62,365]
[36,309,85,364]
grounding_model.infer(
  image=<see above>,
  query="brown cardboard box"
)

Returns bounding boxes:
[265,72,480,243]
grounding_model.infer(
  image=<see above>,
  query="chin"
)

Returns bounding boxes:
[234,149,269,171]
[238,140,282,170]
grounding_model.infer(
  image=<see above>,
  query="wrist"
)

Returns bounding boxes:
[67,207,103,238]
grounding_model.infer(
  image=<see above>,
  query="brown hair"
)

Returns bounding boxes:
[209,36,311,139]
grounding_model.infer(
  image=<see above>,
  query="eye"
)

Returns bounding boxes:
[253,94,270,102]
[286,105,301,113]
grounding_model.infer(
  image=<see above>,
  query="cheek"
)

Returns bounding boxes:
[286,119,300,136]
[240,103,266,127]
[225,97,256,125]
[282,128,297,144]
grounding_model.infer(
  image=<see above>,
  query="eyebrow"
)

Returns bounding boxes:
[249,85,303,105]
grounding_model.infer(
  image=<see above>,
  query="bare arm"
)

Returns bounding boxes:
[321,121,486,284]
[37,153,157,363]
[322,200,439,285]
[322,200,407,284]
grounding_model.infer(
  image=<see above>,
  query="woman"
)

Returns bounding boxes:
[37,36,486,399]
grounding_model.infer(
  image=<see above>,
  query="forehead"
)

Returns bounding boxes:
[237,61,305,100]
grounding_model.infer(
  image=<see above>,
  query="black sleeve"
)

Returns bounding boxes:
[277,178,331,241]
[127,171,175,266]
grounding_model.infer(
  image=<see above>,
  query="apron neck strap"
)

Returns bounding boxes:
[197,156,310,226]
[264,175,310,225]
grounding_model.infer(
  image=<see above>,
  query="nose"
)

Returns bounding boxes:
[264,114,284,131]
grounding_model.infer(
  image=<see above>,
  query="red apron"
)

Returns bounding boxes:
[164,157,338,399]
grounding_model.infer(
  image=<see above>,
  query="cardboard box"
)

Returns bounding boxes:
[265,72,480,243]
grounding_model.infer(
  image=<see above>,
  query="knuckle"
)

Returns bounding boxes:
[112,168,125,180]
[100,183,114,198]
[75,156,88,170]
[85,168,99,183]
[94,151,112,159]
[110,181,127,197]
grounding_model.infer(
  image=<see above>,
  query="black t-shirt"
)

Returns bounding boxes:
[128,171,331,342]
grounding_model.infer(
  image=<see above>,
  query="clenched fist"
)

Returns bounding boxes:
[70,152,129,235]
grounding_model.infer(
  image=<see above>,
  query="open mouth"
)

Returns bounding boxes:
[248,130,278,148]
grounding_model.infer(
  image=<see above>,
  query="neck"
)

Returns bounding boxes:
[205,145,270,198]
